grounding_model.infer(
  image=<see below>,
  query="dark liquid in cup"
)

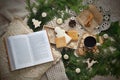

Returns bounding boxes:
[84,36,96,48]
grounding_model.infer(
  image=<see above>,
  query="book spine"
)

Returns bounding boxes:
[3,38,15,71]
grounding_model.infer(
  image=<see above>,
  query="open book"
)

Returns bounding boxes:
[6,30,53,71]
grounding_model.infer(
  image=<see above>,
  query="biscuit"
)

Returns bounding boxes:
[67,30,79,41]
[55,37,66,48]
[76,48,85,56]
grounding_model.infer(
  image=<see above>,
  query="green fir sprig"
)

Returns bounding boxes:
[26,0,87,31]
[61,22,120,80]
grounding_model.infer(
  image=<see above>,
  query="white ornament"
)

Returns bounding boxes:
[41,12,47,17]
[84,58,98,69]
[64,54,69,60]
[55,27,71,44]
[55,27,65,37]
[56,18,63,25]
[75,68,81,73]
[32,19,41,28]
[103,34,109,39]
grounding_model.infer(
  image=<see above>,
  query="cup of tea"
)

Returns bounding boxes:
[84,36,96,49]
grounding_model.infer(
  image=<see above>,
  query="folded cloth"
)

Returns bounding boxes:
[0,14,9,37]
[0,0,28,21]
[0,0,28,38]
[0,18,61,80]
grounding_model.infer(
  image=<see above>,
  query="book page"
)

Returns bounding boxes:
[28,30,53,64]
[8,35,33,70]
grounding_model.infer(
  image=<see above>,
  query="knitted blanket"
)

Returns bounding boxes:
[0,18,62,80]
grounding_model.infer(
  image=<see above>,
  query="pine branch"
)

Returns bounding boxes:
[26,0,87,31]
[61,22,120,80]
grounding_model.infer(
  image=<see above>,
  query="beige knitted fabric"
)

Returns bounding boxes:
[40,60,69,80]
[0,18,61,80]
[46,59,69,80]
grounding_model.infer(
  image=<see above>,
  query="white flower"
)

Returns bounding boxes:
[103,34,109,39]
[75,68,81,73]
[63,54,69,60]
[32,19,41,28]
[41,12,47,17]
[56,18,63,25]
